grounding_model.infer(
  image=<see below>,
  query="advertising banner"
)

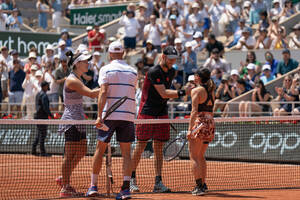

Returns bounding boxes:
[0,31,66,57]
[1,122,300,164]
[70,4,127,26]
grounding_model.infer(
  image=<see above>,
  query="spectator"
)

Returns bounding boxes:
[239,51,261,79]
[225,0,240,35]
[235,28,255,51]
[205,33,224,57]
[1,0,16,13]
[245,63,259,88]
[270,0,282,17]
[49,0,63,33]
[209,0,225,36]
[82,26,93,46]
[211,68,223,88]
[119,10,140,53]
[88,23,105,52]
[22,64,40,119]
[135,58,146,77]
[44,61,59,112]
[203,48,230,75]
[239,80,271,117]
[159,0,169,21]
[174,38,184,86]
[190,31,206,53]
[241,1,251,24]
[277,49,299,77]
[32,81,53,157]
[6,8,22,32]
[8,59,25,118]
[136,2,148,42]
[0,7,8,31]
[142,40,157,68]
[143,15,163,52]
[291,75,300,115]
[182,41,197,83]
[167,6,182,25]
[90,51,104,87]
[249,0,267,25]
[164,14,178,45]
[268,16,286,41]
[41,44,54,68]
[36,0,51,30]
[289,23,300,49]
[270,26,289,49]
[230,69,239,87]
[213,74,234,115]
[188,3,203,33]
[141,0,154,19]
[24,52,39,73]
[279,0,296,22]
[54,56,70,105]
[255,27,272,49]
[265,51,278,76]
[260,64,276,84]
[273,75,298,116]
[227,18,252,48]
[57,40,69,60]
[59,29,72,48]
[29,47,41,65]
[7,49,23,71]
[235,78,249,97]
[176,18,193,45]
[0,46,11,99]
[53,54,60,69]
[257,10,270,30]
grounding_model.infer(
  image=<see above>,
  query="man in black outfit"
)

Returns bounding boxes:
[32,81,53,157]
[205,34,224,57]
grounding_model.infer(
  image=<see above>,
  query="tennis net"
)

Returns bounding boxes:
[1,116,300,199]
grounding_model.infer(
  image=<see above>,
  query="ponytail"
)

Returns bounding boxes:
[65,51,81,69]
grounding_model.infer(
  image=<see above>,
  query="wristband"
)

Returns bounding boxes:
[177,90,186,97]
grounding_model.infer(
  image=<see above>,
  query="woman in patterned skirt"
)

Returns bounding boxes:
[187,67,216,196]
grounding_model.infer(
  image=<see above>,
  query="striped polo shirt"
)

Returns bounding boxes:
[98,59,137,122]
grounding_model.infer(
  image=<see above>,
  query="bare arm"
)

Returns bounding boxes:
[153,84,179,99]
[97,83,108,118]
[66,77,99,98]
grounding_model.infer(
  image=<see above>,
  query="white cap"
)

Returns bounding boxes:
[188,75,195,82]
[273,0,280,4]
[243,1,251,7]
[86,26,93,31]
[108,37,116,42]
[100,28,106,34]
[28,52,37,59]
[93,51,101,56]
[139,2,148,8]
[262,64,271,71]
[192,2,200,8]
[76,44,88,54]
[58,40,66,46]
[174,38,182,44]
[247,63,256,70]
[46,44,54,50]
[54,54,60,59]
[108,41,124,53]
[230,69,239,76]
[30,64,38,71]
[185,41,192,48]
[146,39,153,44]
[35,70,43,77]
[193,31,203,38]
[73,51,92,66]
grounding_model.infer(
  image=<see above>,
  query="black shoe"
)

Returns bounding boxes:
[192,185,205,196]
[203,183,208,192]
[31,151,38,156]
[40,153,52,157]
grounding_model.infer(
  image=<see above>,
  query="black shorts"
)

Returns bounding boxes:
[124,37,136,49]
[65,125,86,142]
[97,120,135,143]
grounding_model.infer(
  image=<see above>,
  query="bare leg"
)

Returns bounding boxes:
[239,101,246,117]
[131,141,147,172]
[92,141,107,175]
[153,140,164,177]
[119,142,132,177]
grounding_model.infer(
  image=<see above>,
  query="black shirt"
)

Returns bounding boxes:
[139,65,176,116]
[205,40,224,56]
[35,90,52,119]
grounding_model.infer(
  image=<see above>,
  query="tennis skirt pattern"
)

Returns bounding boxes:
[192,112,215,142]
[136,114,170,141]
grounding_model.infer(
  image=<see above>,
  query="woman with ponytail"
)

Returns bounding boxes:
[57,51,100,197]
[187,67,216,196]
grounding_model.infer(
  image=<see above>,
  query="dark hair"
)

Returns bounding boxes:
[208,34,216,40]
[65,51,81,68]
[237,78,246,87]
[259,10,268,18]
[246,51,257,63]
[196,67,215,93]
[255,80,267,96]
[265,51,273,58]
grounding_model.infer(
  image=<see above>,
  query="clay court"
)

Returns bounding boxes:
[1,154,300,200]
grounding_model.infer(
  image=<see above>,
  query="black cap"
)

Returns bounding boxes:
[163,46,178,59]
[41,81,49,88]
[282,49,290,54]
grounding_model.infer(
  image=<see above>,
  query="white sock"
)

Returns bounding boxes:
[91,174,98,186]
[124,176,131,181]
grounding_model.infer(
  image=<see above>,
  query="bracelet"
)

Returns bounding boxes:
[177,90,186,97]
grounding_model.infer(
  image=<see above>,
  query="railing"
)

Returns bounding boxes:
[2,101,300,119]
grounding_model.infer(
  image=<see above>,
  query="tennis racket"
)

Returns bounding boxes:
[95,96,128,196]
[163,123,204,161]
[97,96,128,131]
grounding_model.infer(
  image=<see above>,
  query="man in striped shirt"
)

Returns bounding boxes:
[87,41,137,200]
